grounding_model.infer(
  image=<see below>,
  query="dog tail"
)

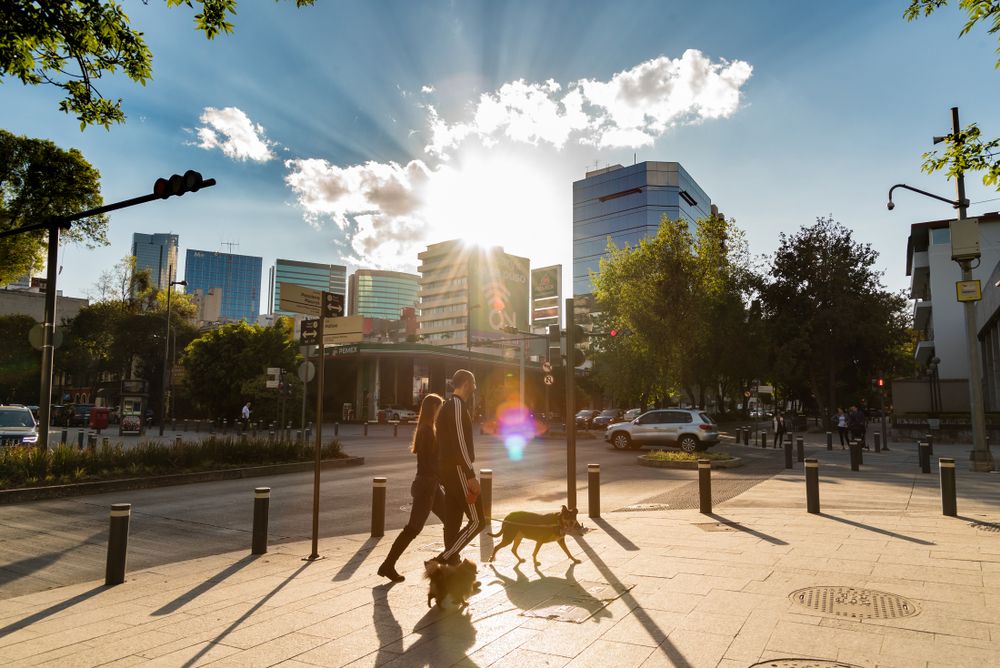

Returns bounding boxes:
[487,529,503,537]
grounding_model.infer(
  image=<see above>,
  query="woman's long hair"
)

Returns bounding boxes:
[411,393,443,454]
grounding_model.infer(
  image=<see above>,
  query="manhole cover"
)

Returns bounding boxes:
[749,660,861,668]
[789,587,918,619]
[970,521,1000,533]
[695,522,738,532]
[616,503,670,512]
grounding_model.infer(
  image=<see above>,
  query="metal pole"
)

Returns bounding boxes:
[480,469,493,534]
[159,270,174,437]
[588,464,600,518]
[37,223,59,449]
[826,431,833,451]
[565,298,576,510]
[919,441,931,474]
[371,477,386,537]
[252,487,270,554]
[926,432,934,457]
[874,432,882,453]
[850,440,861,471]
[805,459,820,514]
[105,503,131,586]
[307,322,324,561]
[784,437,793,469]
[939,458,957,516]
[519,338,525,408]
[698,460,712,514]
[796,436,804,463]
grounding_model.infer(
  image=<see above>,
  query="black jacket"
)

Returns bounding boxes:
[435,394,475,479]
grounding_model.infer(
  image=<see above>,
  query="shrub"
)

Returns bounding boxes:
[644,450,732,462]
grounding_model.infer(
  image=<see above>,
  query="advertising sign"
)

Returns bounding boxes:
[468,249,530,341]
[532,266,560,300]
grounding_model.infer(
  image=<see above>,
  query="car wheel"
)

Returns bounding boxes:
[678,435,698,453]
[611,432,631,450]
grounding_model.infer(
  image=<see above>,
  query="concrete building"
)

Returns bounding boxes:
[184,249,262,323]
[572,161,712,297]
[190,288,223,327]
[132,233,179,290]
[0,287,88,323]
[268,259,346,317]
[348,269,419,320]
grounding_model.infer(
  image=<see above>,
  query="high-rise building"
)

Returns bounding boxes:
[348,269,419,320]
[417,239,529,350]
[184,249,262,323]
[268,259,346,317]
[572,161,712,297]
[132,233,179,290]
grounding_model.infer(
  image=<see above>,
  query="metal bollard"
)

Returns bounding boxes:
[826,431,833,451]
[480,469,493,530]
[252,487,270,554]
[734,427,742,444]
[939,458,957,516]
[796,437,804,463]
[761,430,767,448]
[364,422,368,437]
[849,440,861,471]
[588,464,600,518]
[744,427,750,445]
[105,503,131,586]
[874,432,881,453]
[919,441,930,474]
[334,422,339,436]
[393,422,398,438]
[184,419,189,432]
[60,429,67,445]
[175,435,182,447]
[223,418,228,434]
[805,458,820,514]
[88,433,97,450]
[754,429,759,447]
[925,433,933,457]
[371,477,386,537]
[77,430,84,449]
[698,460,712,514]
[102,436,109,448]
[784,439,793,469]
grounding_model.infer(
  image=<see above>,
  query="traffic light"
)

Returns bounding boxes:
[153,170,210,199]
[547,324,560,343]
[571,324,587,342]
[877,377,885,388]
[609,328,619,337]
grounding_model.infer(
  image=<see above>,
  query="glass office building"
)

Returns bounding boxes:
[132,233,179,289]
[268,259,347,316]
[572,161,712,297]
[348,269,419,320]
[184,249,263,323]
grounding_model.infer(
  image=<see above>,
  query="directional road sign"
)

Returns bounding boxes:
[300,319,320,345]
[323,314,364,344]
[280,283,323,316]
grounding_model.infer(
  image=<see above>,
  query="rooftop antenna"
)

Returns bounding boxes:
[221,241,239,254]
[634,152,636,165]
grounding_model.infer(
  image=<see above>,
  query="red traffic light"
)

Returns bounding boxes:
[609,329,619,337]
[877,378,885,388]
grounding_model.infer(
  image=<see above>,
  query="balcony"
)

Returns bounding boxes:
[914,339,935,365]
[909,251,930,299]
[913,300,932,332]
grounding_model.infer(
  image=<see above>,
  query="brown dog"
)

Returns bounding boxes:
[488,505,583,565]
[423,558,478,608]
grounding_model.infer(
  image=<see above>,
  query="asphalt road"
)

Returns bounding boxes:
[0,425,783,599]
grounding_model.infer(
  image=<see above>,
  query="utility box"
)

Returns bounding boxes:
[951,218,981,261]
[89,406,110,430]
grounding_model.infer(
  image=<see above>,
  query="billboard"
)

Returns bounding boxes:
[468,249,529,340]
[532,264,561,326]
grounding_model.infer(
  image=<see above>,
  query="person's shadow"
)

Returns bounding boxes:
[489,562,615,623]
[405,604,478,666]
[372,584,404,663]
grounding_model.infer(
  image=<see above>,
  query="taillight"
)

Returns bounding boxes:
[698,424,712,431]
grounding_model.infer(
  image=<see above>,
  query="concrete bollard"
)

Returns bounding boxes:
[849,440,861,471]
[480,469,493,531]
[796,436,804,463]
[77,430,84,450]
[826,431,833,451]
[393,422,398,438]
[363,422,368,437]
[919,441,930,474]
[252,487,270,554]
[925,433,933,457]
[784,439,793,469]
[805,458,820,514]
[939,458,957,517]
[588,464,600,518]
[105,503,131,586]
[698,460,712,514]
[874,432,881,453]
[371,477,386,537]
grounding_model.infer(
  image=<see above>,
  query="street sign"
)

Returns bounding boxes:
[956,279,982,302]
[300,318,320,345]
[323,291,344,318]
[266,367,282,389]
[298,361,315,383]
[323,314,364,344]
[280,283,324,316]
[544,374,555,385]
[542,360,553,373]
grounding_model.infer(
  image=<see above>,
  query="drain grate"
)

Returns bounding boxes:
[749,660,861,668]
[615,503,671,512]
[970,521,1000,533]
[789,587,918,619]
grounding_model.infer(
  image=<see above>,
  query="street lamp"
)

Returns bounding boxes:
[888,106,993,471]
[159,275,187,436]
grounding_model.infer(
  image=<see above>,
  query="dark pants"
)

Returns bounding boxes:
[773,430,785,448]
[381,476,445,570]
[838,427,848,447]
[438,465,485,562]
[852,427,867,448]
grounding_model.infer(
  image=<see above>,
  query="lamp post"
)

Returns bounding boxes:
[159,275,186,436]
[887,106,992,471]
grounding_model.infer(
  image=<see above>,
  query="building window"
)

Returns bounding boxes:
[931,228,951,245]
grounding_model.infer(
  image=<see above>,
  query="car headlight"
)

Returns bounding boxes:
[22,434,38,443]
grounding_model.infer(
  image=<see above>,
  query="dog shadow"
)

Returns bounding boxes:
[488,562,614,623]
[406,604,478,666]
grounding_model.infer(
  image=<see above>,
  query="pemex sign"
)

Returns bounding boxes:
[469,248,529,340]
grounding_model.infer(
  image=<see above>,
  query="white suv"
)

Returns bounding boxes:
[0,405,39,447]
[605,408,719,452]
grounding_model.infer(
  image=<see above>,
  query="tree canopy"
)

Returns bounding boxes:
[1,0,314,129]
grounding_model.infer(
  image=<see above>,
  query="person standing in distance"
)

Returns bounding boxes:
[241,401,251,428]
[433,369,485,565]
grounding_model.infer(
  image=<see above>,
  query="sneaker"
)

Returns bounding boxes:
[377,563,405,583]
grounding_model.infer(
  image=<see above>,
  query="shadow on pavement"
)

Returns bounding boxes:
[0,530,105,589]
[371,584,404,662]
[591,518,639,551]
[152,554,258,615]
[705,513,789,546]
[332,536,382,581]
[488,562,613,623]
[818,513,935,545]
[0,584,106,635]
[408,603,478,666]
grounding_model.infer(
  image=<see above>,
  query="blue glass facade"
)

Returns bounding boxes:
[269,259,346,316]
[348,269,418,319]
[572,162,712,296]
[184,249,262,323]
[131,233,178,290]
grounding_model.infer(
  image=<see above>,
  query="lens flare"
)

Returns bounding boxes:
[495,402,537,461]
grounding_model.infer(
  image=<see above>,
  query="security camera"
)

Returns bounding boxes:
[887,201,895,211]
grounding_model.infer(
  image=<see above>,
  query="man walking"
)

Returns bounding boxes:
[434,369,485,565]
[241,401,251,431]
[848,405,867,450]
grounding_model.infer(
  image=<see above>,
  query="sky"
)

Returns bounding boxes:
[4,0,1000,306]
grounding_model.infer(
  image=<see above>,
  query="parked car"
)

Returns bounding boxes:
[385,406,418,422]
[623,408,642,422]
[605,408,719,453]
[0,405,39,446]
[575,410,601,429]
[591,409,624,429]
[66,404,94,427]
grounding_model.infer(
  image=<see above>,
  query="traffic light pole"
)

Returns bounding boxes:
[565,298,576,510]
[307,320,325,560]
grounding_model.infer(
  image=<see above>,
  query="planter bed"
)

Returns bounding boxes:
[637,453,743,469]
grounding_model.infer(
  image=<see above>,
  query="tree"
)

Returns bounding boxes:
[1,0,315,129]
[905,1,1000,189]
[0,315,40,404]
[758,217,912,420]
[0,129,107,285]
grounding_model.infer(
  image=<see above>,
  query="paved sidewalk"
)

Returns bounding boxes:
[2,441,999,667]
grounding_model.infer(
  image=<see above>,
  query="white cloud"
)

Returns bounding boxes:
[421,84,435,93]
[195,106,276,162]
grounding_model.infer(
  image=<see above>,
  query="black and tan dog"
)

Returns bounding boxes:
[423,558,478,608]
[488,505,583,565]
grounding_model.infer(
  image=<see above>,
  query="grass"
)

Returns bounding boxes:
[643,450,733,462]
[0,436,342,490]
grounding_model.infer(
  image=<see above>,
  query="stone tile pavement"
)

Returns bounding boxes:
[2,441,999,667]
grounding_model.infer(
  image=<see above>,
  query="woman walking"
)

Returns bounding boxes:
[835,408,848,449]
[377,393,446,583]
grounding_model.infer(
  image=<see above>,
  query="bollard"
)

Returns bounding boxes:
[761,430,767,448]
[393,422,398,438]
[849,440,861,471]
[371,477,386,537]
[306,426,312,442]
[744,427,750,445]
[874,432,881,453]
[588,464,600,518]
[480,469,493,530]
[102,436,109,448]
[734,427,742,444]
[268,430,275,443]
[175,435,182,447]
[105,503,131,586]
[805,458,820,514]
[754,429,759,447]
[184,419,189,432]
[698,460,712,514]
[925,433,933,457]
[252,487,270,554]
[919,441,930,474]
[60,429,67,445]
[77,430,84,450]
[88,433,97,450]
[784,439,793,469]
[364,422,368,437]
[826,431,833,451]
[252,422,257,438]
[334,422,339,437]
[223,418,228,435]
[939,458,957,516]
[796,436,804,463]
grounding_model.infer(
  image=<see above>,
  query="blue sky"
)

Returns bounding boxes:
[3,0,1000,304]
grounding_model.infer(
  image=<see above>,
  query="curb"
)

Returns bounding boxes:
[0,456,365,504]
[637,455,743,469]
